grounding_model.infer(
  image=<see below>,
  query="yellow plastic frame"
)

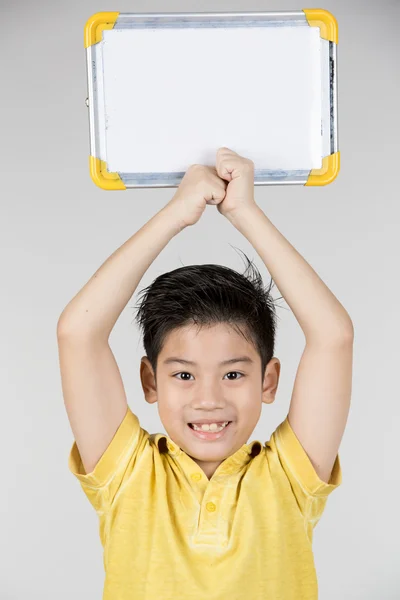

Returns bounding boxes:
[303,8,338,44]
[305,152,340,186]
[89,157,126,191]
[84,12,119,49]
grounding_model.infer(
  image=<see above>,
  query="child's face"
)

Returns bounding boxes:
[140,323,280,480]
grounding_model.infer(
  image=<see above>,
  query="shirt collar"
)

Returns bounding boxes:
[152,432,263,474]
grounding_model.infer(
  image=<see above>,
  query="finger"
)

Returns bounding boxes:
[217,165,233,182]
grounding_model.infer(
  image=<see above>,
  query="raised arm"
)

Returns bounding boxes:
[57,206,184,474]
[215,147,353,485]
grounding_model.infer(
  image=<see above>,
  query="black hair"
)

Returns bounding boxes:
[133,247,284,384]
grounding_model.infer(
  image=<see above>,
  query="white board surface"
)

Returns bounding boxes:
[100,25,322,173]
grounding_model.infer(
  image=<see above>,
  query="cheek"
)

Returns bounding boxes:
[239,396,263,418]
[158,397,183,426]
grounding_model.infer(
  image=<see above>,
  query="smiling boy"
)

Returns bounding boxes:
[57,148,353,599]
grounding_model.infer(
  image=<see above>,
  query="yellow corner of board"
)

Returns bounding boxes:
[84,12,119,48]
[89,156,126,190]
[303,9,338,44]
[305,152,340,186]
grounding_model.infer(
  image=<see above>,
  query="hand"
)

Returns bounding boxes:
[215,147,257,220]
[167,164,228,228]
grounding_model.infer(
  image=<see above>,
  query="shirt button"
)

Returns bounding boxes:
[206,502,216,512]
[191,472,202,481]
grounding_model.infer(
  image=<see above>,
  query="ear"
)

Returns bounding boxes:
[261,358,281,405]
[140,356,158,404]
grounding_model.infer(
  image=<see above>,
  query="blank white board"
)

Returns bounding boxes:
[85,11,339,188]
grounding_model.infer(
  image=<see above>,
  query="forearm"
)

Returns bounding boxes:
[57,205,183,341]
[227,206,353,343]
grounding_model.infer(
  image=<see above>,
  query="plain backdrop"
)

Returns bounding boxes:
[1,0,399,598]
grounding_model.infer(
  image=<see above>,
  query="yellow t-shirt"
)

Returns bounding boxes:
[68,406,342,600]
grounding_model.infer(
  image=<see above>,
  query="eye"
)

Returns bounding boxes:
[173,371,244,381]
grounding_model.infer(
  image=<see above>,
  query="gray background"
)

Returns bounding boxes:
[1,0,399,598]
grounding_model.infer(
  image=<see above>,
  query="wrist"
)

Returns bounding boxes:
[225,204,261,227]
[160,204,188,235]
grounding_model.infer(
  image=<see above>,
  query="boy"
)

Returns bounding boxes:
[57,148,353,599]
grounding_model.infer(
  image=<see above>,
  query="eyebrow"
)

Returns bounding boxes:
[163,356,254,366]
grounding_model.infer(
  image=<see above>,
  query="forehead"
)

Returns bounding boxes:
[160,322,254,357]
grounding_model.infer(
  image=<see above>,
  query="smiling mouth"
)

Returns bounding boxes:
[187,421,233,440]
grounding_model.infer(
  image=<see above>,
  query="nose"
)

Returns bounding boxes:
[191,379,225,410]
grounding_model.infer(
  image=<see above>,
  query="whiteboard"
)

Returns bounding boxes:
[85,11,338,188]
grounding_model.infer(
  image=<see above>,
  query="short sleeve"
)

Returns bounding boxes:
[68,405,149,513]
[268,415,342,527]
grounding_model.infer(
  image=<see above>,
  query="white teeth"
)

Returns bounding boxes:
[191,421,229,432]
